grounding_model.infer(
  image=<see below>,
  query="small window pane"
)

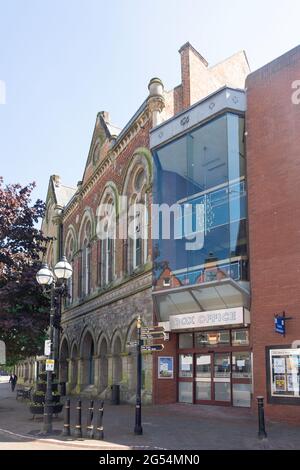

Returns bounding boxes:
[195,331,230,348]
[178,382,193,403]
[179,354,193,378]
[232,384,251,407]
[214,353,231,378]
[232,352,252,378]
[179,333,193,349]
[214,382,231,402]
[196,381,211,401]
[196,355,211,377]
[232,329,249,346]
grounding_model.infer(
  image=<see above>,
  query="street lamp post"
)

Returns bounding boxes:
[36,256,72,435]
[134,315,143,435]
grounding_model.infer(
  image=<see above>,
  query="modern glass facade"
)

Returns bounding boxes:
[152,113,248,288]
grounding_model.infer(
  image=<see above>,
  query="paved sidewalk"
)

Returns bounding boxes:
[0,382,300,450]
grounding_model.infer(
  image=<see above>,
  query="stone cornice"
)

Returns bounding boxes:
[63,107,150,221]
[61,271,152,324]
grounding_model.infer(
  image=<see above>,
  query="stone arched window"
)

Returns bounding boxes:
[97,185,117,286]
[125,163,149,274]
[65,233,75,305]
[81,220,91,297]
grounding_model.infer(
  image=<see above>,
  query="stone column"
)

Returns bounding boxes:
[77,357,86,392]
[107,355,113,386]
[93,355,100,392]
[28,361,32,383]
[121,354,129,401]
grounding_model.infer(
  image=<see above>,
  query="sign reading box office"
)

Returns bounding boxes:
[169,307,247,331]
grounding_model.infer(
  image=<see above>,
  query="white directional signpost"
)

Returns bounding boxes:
[141,344,164,352]
[44,340,51,356]
[141,326,166,347]
[134,322,166,436]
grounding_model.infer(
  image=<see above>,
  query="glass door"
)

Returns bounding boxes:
[195,354,212,403]
[213,353,231,404]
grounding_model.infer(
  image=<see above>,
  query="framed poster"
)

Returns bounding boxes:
[158,356,174,379]
[269,348,300,399]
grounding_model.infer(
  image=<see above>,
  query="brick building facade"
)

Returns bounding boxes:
[246,45,300,423]
[17,42,300,423]
[36,42,249,405]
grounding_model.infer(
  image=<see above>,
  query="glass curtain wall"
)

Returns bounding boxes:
[153,113,247,288]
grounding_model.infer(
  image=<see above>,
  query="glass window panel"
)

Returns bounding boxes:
[168,291,200,314]
[231,329,249,346]
[179,354,193,378]
[214,353,231,377]
[196,355,211,378]
[178,382,193,404]
[152,113,248,289]
[232,352,252,379]
[195,331,230,348]
[214,382,231,402]
[179,333,193,349]
[232,384,251,407]
[196,382,211,401]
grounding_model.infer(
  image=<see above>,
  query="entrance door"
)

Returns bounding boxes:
[194,353,231,405]
[213,353,231,404]
[195,354,212,403]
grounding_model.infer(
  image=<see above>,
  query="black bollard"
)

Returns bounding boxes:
[62,398,71,437]
[257,396,267,439]
[94,401,104,440]
[74,399,83,438]
[86,400,94,439]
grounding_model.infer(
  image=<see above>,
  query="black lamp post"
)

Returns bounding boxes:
[36,256,72,435]
[134,315,143,435]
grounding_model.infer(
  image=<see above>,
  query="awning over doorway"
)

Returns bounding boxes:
[152,278,250,323]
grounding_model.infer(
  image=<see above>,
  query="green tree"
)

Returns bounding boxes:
[0,177,50,365]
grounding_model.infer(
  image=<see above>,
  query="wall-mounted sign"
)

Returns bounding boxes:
[158,357,174,379]
[44,340,51,356]
[45,359,55,372]
[169,307,247,331]
[274,311,292,336]
[0,341,6,364]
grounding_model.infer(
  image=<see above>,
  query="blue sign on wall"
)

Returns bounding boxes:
[274,316,285,335]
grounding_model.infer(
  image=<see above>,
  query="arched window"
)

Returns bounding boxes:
[97,188,116,287]
[81,221,91,297]
[127,167,149,273]
[65,235,75,306]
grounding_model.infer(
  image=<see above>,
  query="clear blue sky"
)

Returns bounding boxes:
[0,0,299,202]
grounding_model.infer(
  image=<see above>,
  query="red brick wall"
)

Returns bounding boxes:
[62,121,152,302]
[246,45,300,422]
[153,333,178,404]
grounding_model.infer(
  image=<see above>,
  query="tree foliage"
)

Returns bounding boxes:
[0,178,50,365]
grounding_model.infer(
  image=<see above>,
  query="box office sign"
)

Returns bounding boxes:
[169,307,247,331]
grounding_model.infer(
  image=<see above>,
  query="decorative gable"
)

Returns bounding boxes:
[82,111,121,185]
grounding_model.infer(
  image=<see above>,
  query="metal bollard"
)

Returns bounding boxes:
[257,396,267,439]
[94,401,104,440]
[62,398,71,437]
[74,399,83,438]
[86,400,94,439]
